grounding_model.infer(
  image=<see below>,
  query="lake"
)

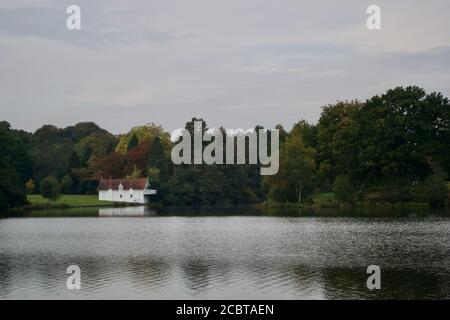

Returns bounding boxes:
[0,206,449,299]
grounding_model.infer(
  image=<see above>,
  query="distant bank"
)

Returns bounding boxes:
[25,194,120,209]
[23,193,449,212]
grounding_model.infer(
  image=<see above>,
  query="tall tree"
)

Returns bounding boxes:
[148,136,169,181]
[0,121,30,208]
[316,101,361,190]
[125,139,151,176]
[40,176,60,202]
[264,134,316,202]
[127,134,139,151]
[356,86,448,185]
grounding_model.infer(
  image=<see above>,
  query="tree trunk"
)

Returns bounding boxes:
[298,182,302,203]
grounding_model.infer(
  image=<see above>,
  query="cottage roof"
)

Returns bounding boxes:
[98,178,148,191]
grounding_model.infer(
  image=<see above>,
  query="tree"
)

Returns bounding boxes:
[60,174,74,194]
[314,86,450,195]
[354,86,449,185]
[63,122,108,143]
[264,134,316,203]
[0,163,26,208]
[115,123,171,154]
[0,121,29,208]
[68,150,81,170]
[356,87,426,184]
[125,139,151,176]
[411,164,448,207]
[290,120,317,149]
[148,136,169,181]
[127,165,142,179]
[40,176,60,202]
[332,175,355,204]
[87,152,126,179]
[275,124,288,144]
[25,179,35,194]
[31,124,76,181]
[411,174,448,207]
[127,134,139,151]
[75,133,118,165]
[316,101,361,189]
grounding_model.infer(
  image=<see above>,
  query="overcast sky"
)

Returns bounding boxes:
[1,0,450,134]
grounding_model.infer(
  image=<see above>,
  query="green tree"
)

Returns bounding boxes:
[115,123,171,154]
[75,133,118,165]
[316,101,361,189]
[314,86,450,197]
[0,121,29,208]
[25,179,35,194]
[127,134,139,151]
[59,174,73,194]
[290,120,317,149]
[332,175,355,204]
[412,175,448,207]
[264,134,316,203]
[30,125,74,181]
[63,122,108,143]
[411,164,448,207]
[68,150,81,169]
[148,136,169,181]
[355,86,449,185]
[127,165,142,179]
[275,124,288,144]
[40,176,60,202]
[0,164,26,209]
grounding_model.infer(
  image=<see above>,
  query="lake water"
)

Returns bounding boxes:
[0,206,449,299]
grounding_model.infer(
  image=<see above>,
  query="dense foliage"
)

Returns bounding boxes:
[40,176,60,202]
[0,121,31,208]
[0,86,449,209]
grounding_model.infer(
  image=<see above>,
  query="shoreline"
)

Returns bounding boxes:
[1,194,447,213]
[19,201,449,211]
[257,201,440,210]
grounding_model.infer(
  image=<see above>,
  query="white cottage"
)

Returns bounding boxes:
[98,177,157,204]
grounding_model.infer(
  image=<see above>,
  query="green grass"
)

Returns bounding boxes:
[313,193,338,208]
[313,192,335,202]
[27,194,115,208]
[259,193,338,209]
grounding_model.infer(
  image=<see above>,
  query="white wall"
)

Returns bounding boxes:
[98,189,149,204]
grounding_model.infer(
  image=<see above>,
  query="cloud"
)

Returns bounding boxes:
[0,1,188,46]
[0,0,450,134]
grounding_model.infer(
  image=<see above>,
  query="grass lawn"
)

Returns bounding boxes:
[314,192,335,202]
[313,193,337,207]
[27,194,115,208]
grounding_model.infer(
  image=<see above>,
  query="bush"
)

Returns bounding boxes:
[411,174,448,207]
[40,176,60,202]
[25,178,35,194]
[333,175,355,204]
[59,174,73,194]
[0,164,27,209]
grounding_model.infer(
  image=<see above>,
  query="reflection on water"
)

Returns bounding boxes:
[99,206,156,217]
[0,207,449,299]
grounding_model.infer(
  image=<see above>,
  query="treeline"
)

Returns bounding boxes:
[0,86,449,209]
[266,86,449,207]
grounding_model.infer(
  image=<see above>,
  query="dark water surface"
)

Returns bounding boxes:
[0,206,449,299]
